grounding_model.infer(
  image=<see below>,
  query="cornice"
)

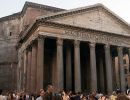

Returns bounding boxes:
[19,20,38,43]
[100,6,130,29]
[0,12,21,22]
[38,4,100,21]
[21,1,65,17]
[38,3,130,28]
[19,19,130,45]
[0,1,65,22]
[40,21,130,38]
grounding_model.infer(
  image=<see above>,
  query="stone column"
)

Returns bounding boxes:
[115,57,120,89]
[23,50,27,91]
[11,63,14,90]
[66,45,72,90]
[56,38,64,91]
[26,51,29,91]
[99,57,105,93]
[27,47,32,92]
[128,48,130,74]
[18,54,22,91]
[36,36,44,92]
[118,47,125,92]
[18,70,21,91]
[112,57,117,90]
[89,42,97,91]
[74,40,81,92]
[104,44,113,94]
[31,43,37,92]
[17,56,20,91]
[52,51,57,87]
[21,55,24,90]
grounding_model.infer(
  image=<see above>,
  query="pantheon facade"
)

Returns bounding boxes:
[17,2,130,94]
[0,2,130,94]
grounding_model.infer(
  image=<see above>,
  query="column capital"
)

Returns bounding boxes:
[57,38,63,46]
[117,46,123,51]
[104,44,110,49]
[37,35,45,40]
[89,42,96,48]
[74,40,80,47]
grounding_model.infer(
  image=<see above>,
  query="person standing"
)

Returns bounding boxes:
[44,85,54,100]
[36,90,45,100]
[0,90,7,100]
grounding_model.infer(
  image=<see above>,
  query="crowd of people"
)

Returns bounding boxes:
[0,85,130,100]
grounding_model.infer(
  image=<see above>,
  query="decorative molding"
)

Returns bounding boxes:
[21,13,130,46]
[19,21,130,54]
[37,28,130,48]
[19,27,130,55]
[38,3,130,28]
[62,30,130,47]
[19,32,39,53]
[38,5,99,21]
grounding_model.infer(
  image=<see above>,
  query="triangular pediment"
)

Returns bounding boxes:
[40,4,130,35]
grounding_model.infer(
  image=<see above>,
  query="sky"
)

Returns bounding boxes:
[0,0,130,24]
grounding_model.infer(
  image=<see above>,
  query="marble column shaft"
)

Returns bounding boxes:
[66,45,72,90]
[18,56,22,90]
[89,43,97,91]
[118,47,125,92]
[36,37,44,92]
[99,57,105,93]
[23,50,27,91]
[56,38,64,91]
[74,40,81,92]
[31,43,37,92]
[21,56,24,90]
[104,45,113,94]
[128,49,130,74]
[27,48,32,92]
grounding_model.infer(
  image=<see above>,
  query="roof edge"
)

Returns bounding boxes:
[0,1,65,22]
[100,4,130,27]
[37,3,130,27]
[0,12,21,22]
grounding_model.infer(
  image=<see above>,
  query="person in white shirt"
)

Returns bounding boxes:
[36,89,45,100]
[0,90,7,100]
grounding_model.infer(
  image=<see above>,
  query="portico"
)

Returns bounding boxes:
[17,4,130,94]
